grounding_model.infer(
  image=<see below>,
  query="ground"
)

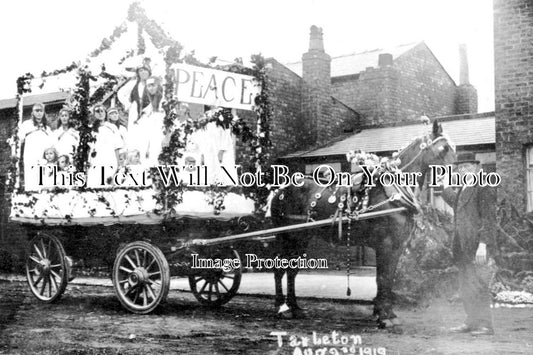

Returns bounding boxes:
[0,279,532,355]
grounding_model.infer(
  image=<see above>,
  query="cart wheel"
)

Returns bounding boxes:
[112,241,170,314]
[25,233,68,303]
[188,248,242,307]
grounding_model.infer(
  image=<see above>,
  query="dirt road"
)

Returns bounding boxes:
[0,280,532,354]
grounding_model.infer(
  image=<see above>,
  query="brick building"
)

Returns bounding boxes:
[286,32,478,128]
[281,26,488,174]
[494,0,533,214]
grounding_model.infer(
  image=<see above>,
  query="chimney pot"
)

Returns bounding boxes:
[309,25,324,52]
[378,53,393,67]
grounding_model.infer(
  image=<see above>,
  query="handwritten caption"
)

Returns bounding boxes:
[270,331,386,355]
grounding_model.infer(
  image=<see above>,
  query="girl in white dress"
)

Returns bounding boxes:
[86,105,124,188]
[144,77,165,166]
[117,61,151,156]
[18,103,53,191]
[53,108,79,161]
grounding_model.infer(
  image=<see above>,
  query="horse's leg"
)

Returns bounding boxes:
[274,267,285,308]
[374,225,406,330]
[286,267,300,309]
[286,234,311,316]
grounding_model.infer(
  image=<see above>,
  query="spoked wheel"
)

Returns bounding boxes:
[25,233,68,303]
[188,248,242,307]
[112,241,170,314]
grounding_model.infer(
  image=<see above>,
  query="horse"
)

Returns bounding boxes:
[269,120,456,328]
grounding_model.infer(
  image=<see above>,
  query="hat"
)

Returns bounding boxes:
[146,76,157,85]
[454,152,479,165]
[107,107,119,115]
[136,58,152,76]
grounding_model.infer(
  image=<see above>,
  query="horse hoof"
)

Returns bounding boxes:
[390,325,404,334]
[377,319,404,334]
[277,310,294,319]
[291,308,307,319]
[391,318,403,326]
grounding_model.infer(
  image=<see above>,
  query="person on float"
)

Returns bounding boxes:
[117,58,152,149]
[39,147,59,189]
[143,76,165,166]
[86,105,124,188]
[57,154,72,172]
[106,104,127,147]
[201,107,238,185]
[125,75,164,166]
[18,103,53,191]
[52,108,79,161]
[162,102,191,149]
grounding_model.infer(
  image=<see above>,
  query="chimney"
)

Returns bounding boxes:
[459,43,470,85]
[302,26,332,145]
[378,53,393,67]
[455,44,478,114]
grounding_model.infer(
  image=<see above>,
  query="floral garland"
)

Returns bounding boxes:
[69,66,94,175]
[128,2,182,50]
[40,62,79,78]
[89,22,129,58]
[137,23,146,55]
[6,74,35,193]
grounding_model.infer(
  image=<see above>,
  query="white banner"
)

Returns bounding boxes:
[171,63,260,111]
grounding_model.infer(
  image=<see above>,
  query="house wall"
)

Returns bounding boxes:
[494,0,533,213]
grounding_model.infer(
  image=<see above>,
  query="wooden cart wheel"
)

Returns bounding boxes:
[25,233,68,303]
[112,241,170,314]
[188,248,242,307]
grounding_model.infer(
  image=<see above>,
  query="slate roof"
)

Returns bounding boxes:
[283,113,495,159]
[285,42,420,78]
[0,92,69,110]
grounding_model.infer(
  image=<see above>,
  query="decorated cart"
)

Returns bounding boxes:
[6,9,280,314]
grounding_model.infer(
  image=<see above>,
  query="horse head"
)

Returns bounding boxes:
[397,120,456,186]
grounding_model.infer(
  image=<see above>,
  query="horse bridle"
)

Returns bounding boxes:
[398,135,455,171]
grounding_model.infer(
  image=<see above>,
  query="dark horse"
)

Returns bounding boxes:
[270,120,456,327]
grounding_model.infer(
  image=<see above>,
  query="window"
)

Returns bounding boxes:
[527,147,533,212]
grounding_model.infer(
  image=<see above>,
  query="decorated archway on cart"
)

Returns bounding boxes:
[7,3,272,224]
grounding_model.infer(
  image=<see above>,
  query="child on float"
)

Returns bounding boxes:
[40,147,58,189]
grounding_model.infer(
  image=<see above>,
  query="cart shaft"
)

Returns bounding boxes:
[187,207,407,246]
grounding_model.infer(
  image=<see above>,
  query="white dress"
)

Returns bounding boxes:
[127,104,164,166]
[146,110,165,167]
[118,79,150,159]
[86,122,124,188]
[53,127,79,159]
[202,122,237,185]
[18,120,53,191]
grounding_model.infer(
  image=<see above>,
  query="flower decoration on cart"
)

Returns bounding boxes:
[6,9,273,222]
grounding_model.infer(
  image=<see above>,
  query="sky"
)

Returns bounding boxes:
[0,0,494,111]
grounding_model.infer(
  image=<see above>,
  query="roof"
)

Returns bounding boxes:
[0,92,69,110]
[285,42,420,77]
[283,113,495,159]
